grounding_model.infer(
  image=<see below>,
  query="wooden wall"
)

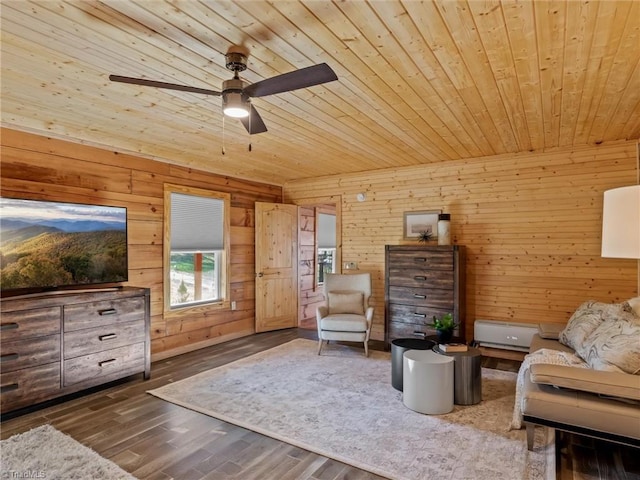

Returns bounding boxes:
[283,141,639,341]
[0,128,282,359]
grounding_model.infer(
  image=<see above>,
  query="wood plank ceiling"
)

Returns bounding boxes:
[1,1,639,186]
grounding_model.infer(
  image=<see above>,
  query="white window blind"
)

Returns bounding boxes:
[170,193,224,252]
[318,213,336,248]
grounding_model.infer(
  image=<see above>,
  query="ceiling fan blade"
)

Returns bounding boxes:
[239,105,268,134]
[243,63,337,98]
[109,75,221,96]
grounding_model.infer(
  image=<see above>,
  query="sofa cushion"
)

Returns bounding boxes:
[328,291,364,315]
[530,363,640,400]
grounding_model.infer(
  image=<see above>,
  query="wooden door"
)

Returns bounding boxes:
[255,202,298,332]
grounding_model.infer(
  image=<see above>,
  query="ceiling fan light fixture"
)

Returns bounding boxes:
[222,91,249,118]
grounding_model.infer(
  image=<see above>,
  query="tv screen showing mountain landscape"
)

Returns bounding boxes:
[1,198,128,293]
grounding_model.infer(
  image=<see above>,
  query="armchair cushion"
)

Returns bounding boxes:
[328,291,364,315]
[320,314,368,332]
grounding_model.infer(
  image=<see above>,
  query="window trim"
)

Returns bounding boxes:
[163,184,231,317]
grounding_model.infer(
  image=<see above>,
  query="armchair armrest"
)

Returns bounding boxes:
[365,306,374,322]
[316,305,329,321]
[530,363,640,401]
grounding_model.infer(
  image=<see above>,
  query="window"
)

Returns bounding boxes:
[164,185,230,310]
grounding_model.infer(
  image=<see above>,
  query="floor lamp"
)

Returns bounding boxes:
[601,185,640,294]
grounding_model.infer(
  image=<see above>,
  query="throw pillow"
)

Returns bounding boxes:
[328,291,364,315]
[580,311,640,374]
[559,300,612,350]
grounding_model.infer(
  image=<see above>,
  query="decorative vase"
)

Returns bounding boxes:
[436,329,453,344]
[437,213,451,246]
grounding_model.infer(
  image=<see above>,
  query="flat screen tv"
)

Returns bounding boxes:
[1,197,128,297]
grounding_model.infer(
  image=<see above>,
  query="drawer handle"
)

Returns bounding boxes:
[412,331,426,338]
[414,257,427,262]
[414,275,426,281]
[1,383,19,393]
[413,313,426,318]
[413,294,427,299]
[0,323,19,331]
[99,333,118,341]
[0,353,19,363]
[99,358,117,367]
[98,308,117,316]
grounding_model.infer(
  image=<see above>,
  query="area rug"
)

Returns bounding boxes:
[149,338,554,480]
[1,424,136,480]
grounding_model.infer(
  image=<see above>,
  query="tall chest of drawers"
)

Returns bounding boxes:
[385,245,465,348]
[1,287,150,414]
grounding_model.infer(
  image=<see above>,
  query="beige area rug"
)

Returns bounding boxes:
[149,338,554,480]
[1,424,136,480]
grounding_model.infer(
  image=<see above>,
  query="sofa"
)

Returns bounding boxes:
[518,299,640,450]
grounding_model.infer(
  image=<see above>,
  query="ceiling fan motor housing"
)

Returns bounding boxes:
[225,52,247,72]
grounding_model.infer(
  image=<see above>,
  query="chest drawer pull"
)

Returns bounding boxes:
[99,358,117,367]
[98,308,117,316]
[414,257,427,262]
[0,323,19,331]
[1,383,19,393]
[414,276,427,281]
[0,353,19,363]
[412,331,426,338]
[413,313,427,318]
[99,333,118,341]
[413,294,427,299]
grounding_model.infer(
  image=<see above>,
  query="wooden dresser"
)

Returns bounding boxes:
[385,245,465,348]
[0,286,150,414]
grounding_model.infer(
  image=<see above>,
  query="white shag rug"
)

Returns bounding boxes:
[1,424,136,480]
[149,338,554,480]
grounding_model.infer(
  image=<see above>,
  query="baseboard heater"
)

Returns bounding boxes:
[473,320,538,352]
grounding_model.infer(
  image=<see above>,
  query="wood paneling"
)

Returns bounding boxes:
[284,141,639,340]
[0,128,282,358]
[1,1,638,185]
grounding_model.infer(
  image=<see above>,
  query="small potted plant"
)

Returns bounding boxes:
[431,313,457,343]
[417,230,433,243]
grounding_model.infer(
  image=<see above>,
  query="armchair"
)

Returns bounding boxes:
[316,273,374,356]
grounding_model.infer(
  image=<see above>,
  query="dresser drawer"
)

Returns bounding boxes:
[387,251,453,270]
[63,343,145,386]
[64,297,145,331]
[64,321,145,359]
[0,334,61,373]
[388,286,453,308]
[388,321,436,341]
[0,307,60,342]
[387,267,454,289]
[1,363,61,413]
[388,304,450,326]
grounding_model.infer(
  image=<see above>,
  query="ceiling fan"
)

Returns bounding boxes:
[109,47,338,135]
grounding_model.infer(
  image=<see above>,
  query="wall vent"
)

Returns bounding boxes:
[473,320,538,352]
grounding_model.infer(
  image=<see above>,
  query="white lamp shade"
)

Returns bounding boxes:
[601,185,640,259]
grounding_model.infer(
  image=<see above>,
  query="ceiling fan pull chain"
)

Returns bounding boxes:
[222,116,226,155]
[248,104,252,152]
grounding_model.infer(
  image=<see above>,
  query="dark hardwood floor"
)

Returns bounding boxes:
[1,329,638,479]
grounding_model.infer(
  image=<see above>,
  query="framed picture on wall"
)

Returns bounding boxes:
[403,210,441,240]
